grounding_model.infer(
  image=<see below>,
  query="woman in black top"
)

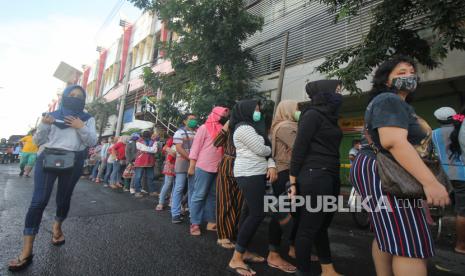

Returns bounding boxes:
[289,80,343,276]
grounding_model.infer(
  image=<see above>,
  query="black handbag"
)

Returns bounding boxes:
[42,148,76,172]
[365,129,451,198]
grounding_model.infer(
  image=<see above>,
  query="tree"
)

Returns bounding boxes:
[316,0,465,93]
[129,0,264,120]
[86,98,118,139]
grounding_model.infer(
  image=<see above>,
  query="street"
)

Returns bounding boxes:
[1,164,464,276]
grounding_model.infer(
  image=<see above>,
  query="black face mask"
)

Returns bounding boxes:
[219,116,229,125]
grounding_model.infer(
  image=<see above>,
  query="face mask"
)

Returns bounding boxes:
[391,75,418,92]
[327,93,343,110]
[62,96,85,112]
[187,119,198,129]
[219,116,229,125]
[294,111,301,122]
[253,111,261,122]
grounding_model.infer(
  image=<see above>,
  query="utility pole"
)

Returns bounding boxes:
[115,52,133,137]
[275,31,289,113]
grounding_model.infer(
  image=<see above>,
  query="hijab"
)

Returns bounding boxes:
[141,131,153,146]
[230,99,271,147]
[304,80,342,123]
[130,133,140,141]
[205,106,229,140]
[119,135,131,144]
[49,85,92,129]
[271,100,298,157]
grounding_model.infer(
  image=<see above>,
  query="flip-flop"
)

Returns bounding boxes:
[52,234,66,246]
[8,254,34,272]
[243,253,265,263]
[206,223,217,231]
[268,262,297,273]
[226,264,256,275]
[217,239,235,249]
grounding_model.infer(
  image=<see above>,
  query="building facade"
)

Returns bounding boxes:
[50,2,464,181]
[52,12,175,137]
[244,0,465,180]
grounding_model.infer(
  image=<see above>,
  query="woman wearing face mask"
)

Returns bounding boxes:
[288,80,343,276]
[133,130,158,198]
[8,85,97,272]
[188,106,229,235]
[227,100,278,276]
[266,100,300,273]
[109,136,129,189]
[214,113,243,249]
[350,56,450,276]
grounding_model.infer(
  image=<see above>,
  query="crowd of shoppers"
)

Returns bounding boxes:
[8,55,465,276]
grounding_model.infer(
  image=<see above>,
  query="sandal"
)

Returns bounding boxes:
[455,247,465,255]
[217,239,235,249]
[268,261,297,274]
[52,233,66,246]
[243,252,265,263]
[226,264,256,275]
[206,223,217,231]
[190,224,201,236]
[155,204,164,211]
[8,254,34,272]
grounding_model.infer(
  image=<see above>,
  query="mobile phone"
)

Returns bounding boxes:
[42,112,63,123]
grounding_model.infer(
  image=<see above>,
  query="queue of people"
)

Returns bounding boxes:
[7,55,465,276]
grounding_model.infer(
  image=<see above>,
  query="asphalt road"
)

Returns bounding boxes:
[0,164,464,276]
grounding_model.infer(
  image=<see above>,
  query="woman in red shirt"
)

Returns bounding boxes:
[110,136,129,189]
[156,136,176,210]
[133,131,158,198]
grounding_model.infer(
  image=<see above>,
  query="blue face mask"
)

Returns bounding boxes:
[253,111,261,122]
[62,96,85,112]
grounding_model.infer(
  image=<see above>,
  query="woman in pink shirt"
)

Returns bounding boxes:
[188,106,229,236]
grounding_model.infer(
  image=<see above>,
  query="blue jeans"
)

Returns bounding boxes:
[159,175,174,206]
[110,161,122,185]
[24,151,85,236]
[91,160,100,179]
[190,168,217,225]
[104,162,114,183]
[171,173,194,217]
[134,167,155,193]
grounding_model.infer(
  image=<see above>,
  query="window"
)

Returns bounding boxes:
[138,40,146,65]
[132,46,138,68]
[145,36,153,62]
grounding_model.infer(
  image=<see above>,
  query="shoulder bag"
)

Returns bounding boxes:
[365,129,451,198]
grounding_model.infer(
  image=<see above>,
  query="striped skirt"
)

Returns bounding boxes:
[216,156,243,240]
[350,153,435,259]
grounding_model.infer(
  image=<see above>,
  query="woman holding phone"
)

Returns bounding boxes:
[8,85,97,272]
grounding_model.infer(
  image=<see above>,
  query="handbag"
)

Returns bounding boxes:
[43,148,76,172]
[122,163,135,179]
[365,129,451,198]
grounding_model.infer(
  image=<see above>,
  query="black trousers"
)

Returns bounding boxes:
[295,168,340,273]
[268,170,299,251]
[235,175,267,253]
